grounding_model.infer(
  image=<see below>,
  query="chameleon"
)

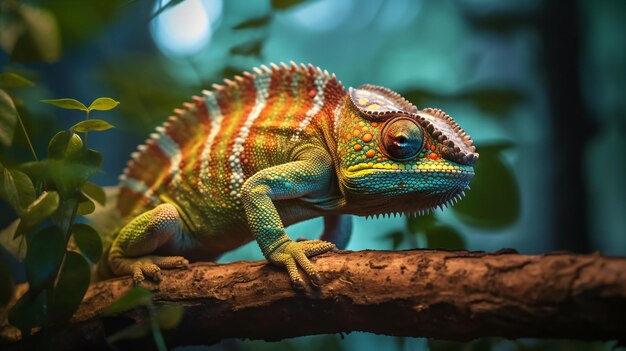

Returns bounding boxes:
[98,62,478,288]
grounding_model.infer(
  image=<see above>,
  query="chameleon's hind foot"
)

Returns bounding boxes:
[267,240,336,289]
[126,255,189,284]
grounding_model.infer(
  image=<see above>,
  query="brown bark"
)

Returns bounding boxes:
[2,249,626,349]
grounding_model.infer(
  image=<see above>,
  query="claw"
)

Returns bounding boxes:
[266,239,335,288]
[309,272,322,287]
[133,272,144,285]
[113,255,190,284]
[292,278,306,290]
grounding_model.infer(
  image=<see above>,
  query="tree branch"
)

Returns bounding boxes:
[2,249,626,348]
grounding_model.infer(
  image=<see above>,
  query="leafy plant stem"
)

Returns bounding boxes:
[53,199,78,288]
[148,301,167,351]
[16,109,38,161]
[84,110,90,147]
[64,199,79,243]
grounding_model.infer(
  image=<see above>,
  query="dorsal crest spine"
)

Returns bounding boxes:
[117,62,345,217]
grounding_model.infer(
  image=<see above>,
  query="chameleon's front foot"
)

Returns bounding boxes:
[267,240,336,289]
[110,255,189,284]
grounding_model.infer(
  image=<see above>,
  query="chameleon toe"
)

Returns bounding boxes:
[268,240,332,287]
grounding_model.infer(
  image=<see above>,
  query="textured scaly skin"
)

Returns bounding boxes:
[101,63,478,287]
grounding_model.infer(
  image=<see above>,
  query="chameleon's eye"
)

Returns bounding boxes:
[381,117,424,161]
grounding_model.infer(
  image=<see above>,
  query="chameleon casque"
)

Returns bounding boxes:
[99,62,478,288]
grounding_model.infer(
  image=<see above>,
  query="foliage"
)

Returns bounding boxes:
[103,287,184,351]
[0,68,118,343]
[452,142,519,228]
[0,0,61,63]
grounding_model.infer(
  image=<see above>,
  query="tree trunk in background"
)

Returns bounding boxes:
[540,0,595,252]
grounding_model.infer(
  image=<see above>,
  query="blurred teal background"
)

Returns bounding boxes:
[1,0,625,350]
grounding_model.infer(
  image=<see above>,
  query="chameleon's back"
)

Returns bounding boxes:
[117,63,346,235]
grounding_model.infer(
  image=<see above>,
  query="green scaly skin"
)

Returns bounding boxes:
[102,64,478,288]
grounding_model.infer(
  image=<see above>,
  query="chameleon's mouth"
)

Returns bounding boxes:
[345,162,475,178]
[339,165,474,217]
[346,162,474,181]
[363,188,468,219]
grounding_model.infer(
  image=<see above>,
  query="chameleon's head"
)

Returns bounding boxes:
[335,84,478,216]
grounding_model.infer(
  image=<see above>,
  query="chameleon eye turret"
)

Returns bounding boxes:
[338,83,477,216]
[381,117,424,161]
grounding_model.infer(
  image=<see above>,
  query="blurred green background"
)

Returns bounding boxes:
[1,0,625,350]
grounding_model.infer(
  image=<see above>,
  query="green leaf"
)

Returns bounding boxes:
[82,182,105,206]
[229,40,263,57]
[40,1,122,47]
[77,194,95,215]
[457,88,525,116]
[25,225,65,289]
[72,223,102,263]
[8,289,47,330]
[103,287,153,315]
[49,251,91,323]
[424,225,466,250]
[0,256,15,306]
[41,98,87,111]
[0,89,17,147]
[406,213,437,233]
[50,160,101,198]
[0,220,27,261]
[15,191,60,238]
[452,143,520,228]
[11,4,61,63]
[155,304,184,329]
[233,15,271,30]
[83,149,103,168]
[87,97,119,111]
[0,163,35,215]
[71,119,114,132]
[398,88,441,109]
[107,321,151,344]
[11,169,35,212]
[401,87,524,118]
[48,130,84,160]
[221,66,244,79]
[271,0,308,10]
[0,73,35,88]
[19,160,101,199]
[382,230,404,250]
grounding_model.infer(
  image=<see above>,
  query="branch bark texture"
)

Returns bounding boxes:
[2,249,626,348]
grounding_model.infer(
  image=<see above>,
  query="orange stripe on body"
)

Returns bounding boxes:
[118,139,170,216]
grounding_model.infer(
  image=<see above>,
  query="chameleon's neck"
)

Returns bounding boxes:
[310,94,351,212]
[317,94,347,157]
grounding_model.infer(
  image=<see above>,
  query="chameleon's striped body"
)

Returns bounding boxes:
[103,63,478,286]
[116,63,345,259]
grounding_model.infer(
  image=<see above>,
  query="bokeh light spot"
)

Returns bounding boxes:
[150,0,223,57]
